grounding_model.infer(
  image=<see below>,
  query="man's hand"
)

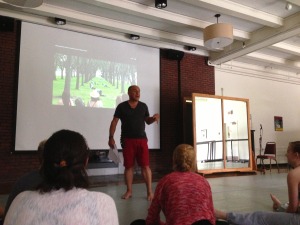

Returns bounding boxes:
[108,136,115,149]
[152,113,160,124]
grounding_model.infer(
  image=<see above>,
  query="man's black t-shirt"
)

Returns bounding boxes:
[114,101,149,139]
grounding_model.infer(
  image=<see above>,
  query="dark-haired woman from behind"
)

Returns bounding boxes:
[4,129,119,225]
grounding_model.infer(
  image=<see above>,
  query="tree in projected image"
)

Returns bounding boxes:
[52,53,136,108]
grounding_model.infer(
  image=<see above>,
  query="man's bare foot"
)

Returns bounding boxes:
[147,192,153,201]
[214,209,227,220]
[121,191,132,200]
[270,194,281,210]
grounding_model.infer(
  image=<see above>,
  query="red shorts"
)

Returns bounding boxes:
[122,138,149,169]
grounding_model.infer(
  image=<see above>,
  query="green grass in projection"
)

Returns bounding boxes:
[53,76,128,108]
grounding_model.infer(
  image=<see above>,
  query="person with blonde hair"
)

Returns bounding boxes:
[145,144,216,225]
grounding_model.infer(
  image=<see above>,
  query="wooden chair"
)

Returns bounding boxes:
[256,142,279,173]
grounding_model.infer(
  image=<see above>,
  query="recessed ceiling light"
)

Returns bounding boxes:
[286,2,293,10]
[55,18,66,25]
[155,0,167,9]
[130,34,140,40]
[187,46,196,51]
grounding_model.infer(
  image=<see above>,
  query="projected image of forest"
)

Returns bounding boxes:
[52,53,136,108]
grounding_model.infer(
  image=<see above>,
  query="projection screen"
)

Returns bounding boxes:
[15,22,160,151]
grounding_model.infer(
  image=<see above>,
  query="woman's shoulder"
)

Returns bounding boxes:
[16,190,39,199]
[287,167,300,181]
[82,189,115,202]
[289,166,300,173]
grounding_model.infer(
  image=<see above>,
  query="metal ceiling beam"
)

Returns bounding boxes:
[0,2,205,46]
[245,52,300,70]
[76,0,250,40]
[0,5,209,55]
[180,0,283,27]
[209,12,300,66]
[77,0,211,28]
[271,42,300,56]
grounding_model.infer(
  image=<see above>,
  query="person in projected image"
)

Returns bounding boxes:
[108,85,159,201]
[61,91,74,106]
[88,90,103,108]
[74,97,85,107]
[4,129,119,225]
[215,141,300,225]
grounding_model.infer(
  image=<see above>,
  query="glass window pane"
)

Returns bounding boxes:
[194,96,224,170]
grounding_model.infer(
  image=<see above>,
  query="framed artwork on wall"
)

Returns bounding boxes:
[274,116,283,131]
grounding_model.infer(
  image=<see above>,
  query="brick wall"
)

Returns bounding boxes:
[0,20,215,193]
[150,50,215,173]
[0,21,41,193]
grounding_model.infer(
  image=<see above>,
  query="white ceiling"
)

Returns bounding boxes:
[1,0,300,78]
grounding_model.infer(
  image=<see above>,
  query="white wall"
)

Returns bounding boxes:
[215,67,300,164]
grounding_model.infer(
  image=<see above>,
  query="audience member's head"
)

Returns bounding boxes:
[39,129,90,193]
[173,144,196,172]
[289,141,300,154]
[37,139,47,164]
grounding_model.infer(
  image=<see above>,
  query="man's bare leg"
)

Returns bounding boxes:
[122,167,133,199]
[141,166,153,201]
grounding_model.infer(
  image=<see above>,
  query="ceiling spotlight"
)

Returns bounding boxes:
[286,2,293,10]
[155,0,167,9]
[130,34,140,40]
[187,46,196,51]
[55,17,66,25]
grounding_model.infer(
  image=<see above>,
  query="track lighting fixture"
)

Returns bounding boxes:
[155,0,167,9]
[130,34,140,40]
[55,17,66,25]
